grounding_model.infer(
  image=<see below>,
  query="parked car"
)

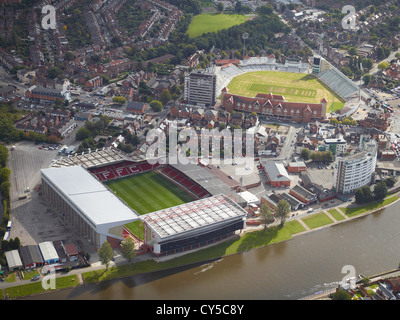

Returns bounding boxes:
[31,275,40,281]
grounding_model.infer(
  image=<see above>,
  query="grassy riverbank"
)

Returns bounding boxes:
[4,195,399,298]
[82,220,306,284]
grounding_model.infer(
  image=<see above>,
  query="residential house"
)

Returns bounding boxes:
[230,112,244,127]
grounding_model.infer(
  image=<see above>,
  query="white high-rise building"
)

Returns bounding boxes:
[333,140,377,194]
[184,69,216,107]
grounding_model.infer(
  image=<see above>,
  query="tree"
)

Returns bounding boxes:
[300,148,310,160]
[216,2,224,12]
[0,145,9,168]
[363,74,371,86]
[98,241,113,270]
[275,200,290,226]
[150,100,163,112]
[75,127,92,141]
[160,89,172,106]
[378,61,389,71]
[112,96,127,104]
[373,181,387,201]
[0,167,11,184]
[120,237,136,262]
[332,289,352,300]
[258,203,274,231]
[355,185,372,204]
[384,176,396,188]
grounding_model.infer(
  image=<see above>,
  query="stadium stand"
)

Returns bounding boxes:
[89,160,160,182]
[159,165,212,199]
[317,65,359,99]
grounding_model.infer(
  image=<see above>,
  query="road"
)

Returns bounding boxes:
[369,49,400,75]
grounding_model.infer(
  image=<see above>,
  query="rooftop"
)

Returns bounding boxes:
[140,194,247,239]
[41,166,138,229]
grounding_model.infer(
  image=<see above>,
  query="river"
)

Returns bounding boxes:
[24,201,400,300]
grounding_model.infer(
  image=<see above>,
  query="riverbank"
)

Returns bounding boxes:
[302,267,400,300]
[2,193,399,299]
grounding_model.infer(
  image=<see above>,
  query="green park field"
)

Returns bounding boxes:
[186,13,249,38]
[227,71,345,113]
[105,171,195,238]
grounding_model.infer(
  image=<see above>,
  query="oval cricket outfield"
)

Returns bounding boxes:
[226,71,345,113]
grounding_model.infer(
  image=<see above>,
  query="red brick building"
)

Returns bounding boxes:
[287,161,307,173]
[359,112,390,131]
[221,88,327,123]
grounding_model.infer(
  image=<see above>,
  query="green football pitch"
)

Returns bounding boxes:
[226,71,345,113]
[105,171,196,239]
[186,13,249,38]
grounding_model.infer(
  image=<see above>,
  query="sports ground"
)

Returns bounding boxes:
[105,171,196,238]
[186,13,249,38]
[226,71,345,112]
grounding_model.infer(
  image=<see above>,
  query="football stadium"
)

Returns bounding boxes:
[41,148,248,257]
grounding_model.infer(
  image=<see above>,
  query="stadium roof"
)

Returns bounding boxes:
[51,147,127,169]
[41,166,138,231]
[170,162,245,203]
[141,194,247,240]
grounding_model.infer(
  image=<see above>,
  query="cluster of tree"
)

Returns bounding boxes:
[116,129,141,154]
[62,1,93,50]
[116,0,154,37]
[98,238,136,270]
[75,116,111,141]
[330,117,357,126]
[355,177,394,204]
[342,54,373,80]
[112,96,127,105]
[0,145,16,267]
[369,15,400,47]
[127,11,290,71]
[310,151,334,163]
[258,199,291,230]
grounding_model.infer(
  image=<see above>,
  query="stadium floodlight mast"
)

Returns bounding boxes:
[330,83,337,118]
[242,32,249,59]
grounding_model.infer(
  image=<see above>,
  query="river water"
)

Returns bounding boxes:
[26,202,400,300]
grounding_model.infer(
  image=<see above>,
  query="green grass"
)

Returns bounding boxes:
[21,270,40,281]
[83,222,306,284]
[186,13,249,38]
[5,275,79,299]
[328,209,346,221]
[227,71,345,113]
[105,171,196,239]
[341,196,399,217]
[302,212,334,229]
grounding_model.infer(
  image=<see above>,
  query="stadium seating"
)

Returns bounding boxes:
[317,67,359,99]
[160,165,211,199]
[89,160,158,182]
